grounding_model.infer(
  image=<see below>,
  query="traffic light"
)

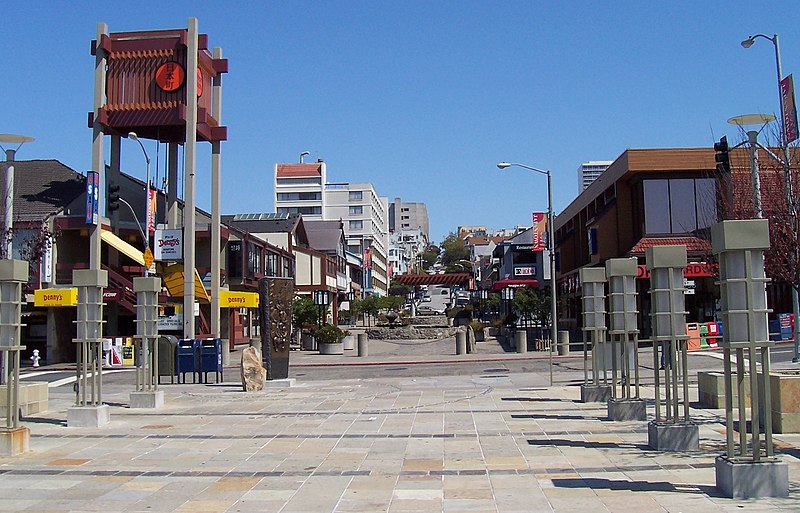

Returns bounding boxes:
[108,182,121,212]
[714,136,730,174]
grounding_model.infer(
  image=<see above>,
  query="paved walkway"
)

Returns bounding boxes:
[3,340,799,512]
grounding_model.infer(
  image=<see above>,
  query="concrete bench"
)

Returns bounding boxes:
[0,382,48,416]
[758,371,800,434]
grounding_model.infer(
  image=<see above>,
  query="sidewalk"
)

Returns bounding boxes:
[2,353,798,512]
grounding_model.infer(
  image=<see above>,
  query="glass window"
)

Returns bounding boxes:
[349,191,362,201]
[277,206,321,215]
[670,179,697,233]
[349,220,363,230]
[348,244,361,254]
[276,177,321,185]
[643,179,671,234]
[695,178,718,229]
[277,192,321,201]
[349,206,363,215]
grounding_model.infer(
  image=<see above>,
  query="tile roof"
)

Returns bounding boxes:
[304,220,344,253]
[393,273,470,287]
[0,160,85,221]
[628,236,711,255]
[276,163,322,178]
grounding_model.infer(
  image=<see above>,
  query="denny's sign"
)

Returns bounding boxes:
[220,290,259,308]
[35,288,79,307]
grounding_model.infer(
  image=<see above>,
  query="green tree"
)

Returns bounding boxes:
[379,295,404,311]
[440,232,470,268]
[292,296,320,331]
[513,288,550,327]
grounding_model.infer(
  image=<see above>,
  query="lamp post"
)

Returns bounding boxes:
[497,162,558,361]
[742,33,800,363]
[0,134,34,259]
[128,132,151,276]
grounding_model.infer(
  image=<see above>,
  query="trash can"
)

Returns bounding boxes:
[157,335,179,384]
[199,338,223,384]
[176,339,199,384]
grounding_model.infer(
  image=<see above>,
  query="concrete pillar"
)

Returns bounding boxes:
[515,330,527,354]
[558,330,570,355]
[357,333,368,357]
[455,331,467,355]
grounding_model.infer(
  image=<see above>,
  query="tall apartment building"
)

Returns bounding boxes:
[325,183,389,296]
[274,162,389,296]
[388,197,429,240]
[577,160,613,193]
[274,161,326,219]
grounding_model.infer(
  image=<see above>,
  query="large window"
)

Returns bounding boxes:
[349,191,362,201]
[349,206,363,215]
[643,178,717,235]
[349,220,363,230]
[277,192,321,201]
[276,177,321,185]
[277,206,322,215]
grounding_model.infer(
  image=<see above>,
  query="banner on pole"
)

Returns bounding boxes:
[532,212,547,251]
[781,74,799,144]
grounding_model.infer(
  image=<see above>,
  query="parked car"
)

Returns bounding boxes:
[417,305,445,315]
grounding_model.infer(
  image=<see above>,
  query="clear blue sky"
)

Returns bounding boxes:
[4,2,799,243]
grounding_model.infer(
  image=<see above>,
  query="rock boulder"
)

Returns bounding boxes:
[241,346,266,392]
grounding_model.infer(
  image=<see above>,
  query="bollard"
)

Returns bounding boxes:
[456,331,467,355]
[558,330,570,356]
[515,330,528,354]
[357,333,368,357]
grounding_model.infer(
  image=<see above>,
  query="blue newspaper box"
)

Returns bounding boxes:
[769,320,782,342]
[176,339,199,384]
[199,338,223,384]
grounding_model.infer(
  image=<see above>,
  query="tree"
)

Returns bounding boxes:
[292,296,319,332]
[440,232,469,268]
[388,280,411,296]
[379,295,404,311]
[513,288,550,328]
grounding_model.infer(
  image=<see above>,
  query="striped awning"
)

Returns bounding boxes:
[162,263,211,302]
[393,273,471,287]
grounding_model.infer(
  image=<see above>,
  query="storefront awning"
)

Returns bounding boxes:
[490,279,539,292]
[162,263,211,302]
[100,230,145,266]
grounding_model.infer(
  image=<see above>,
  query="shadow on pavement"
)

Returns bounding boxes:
[551,477,721,497]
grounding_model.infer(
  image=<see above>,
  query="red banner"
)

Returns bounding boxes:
[781,74,799,144]
[636,262,715,279]
[531,212,547,251]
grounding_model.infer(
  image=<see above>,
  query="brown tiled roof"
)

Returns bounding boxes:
[0,160,85,222]
[276,163,322,178]
[628,236,710,256]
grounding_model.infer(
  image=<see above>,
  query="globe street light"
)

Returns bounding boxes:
[128,132,152,276]
[497,162,558,365]
[742,33,800,362]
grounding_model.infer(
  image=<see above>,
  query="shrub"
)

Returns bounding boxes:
[313,324,345,344]
[470,320,485,333]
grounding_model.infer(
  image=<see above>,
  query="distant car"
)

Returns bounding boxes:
[417,305,445,315]
[421,296,431,302]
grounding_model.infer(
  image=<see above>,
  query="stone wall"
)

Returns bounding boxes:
[366,325,459,340]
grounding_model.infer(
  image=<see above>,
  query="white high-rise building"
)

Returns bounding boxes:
[325,183,389,296]
[577,160,613,192]
[274,162,326,219]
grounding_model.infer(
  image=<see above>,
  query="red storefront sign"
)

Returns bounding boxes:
[636,262,715,279]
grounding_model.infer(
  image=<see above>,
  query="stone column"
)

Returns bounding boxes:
[579,267,611,402]
[130,277,164,409]
[0,260,29,455]
[712,220,788,498]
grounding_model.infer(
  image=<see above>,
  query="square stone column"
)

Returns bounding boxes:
[0,260,30,455]
[579,267,610,402]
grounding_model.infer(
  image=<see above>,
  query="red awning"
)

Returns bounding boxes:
[490,279,539,292]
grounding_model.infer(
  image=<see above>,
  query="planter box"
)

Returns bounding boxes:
[757,370,800,434]
[697,371,751,409]
[0,382,48,416]
[319,342,344,355]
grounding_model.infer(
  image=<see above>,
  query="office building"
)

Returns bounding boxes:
[577,160,613,193]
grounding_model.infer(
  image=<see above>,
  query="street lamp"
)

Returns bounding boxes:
[497,162,558,359]
[128,132,152,276]
[742,33,800,363]
[0,134,34,259]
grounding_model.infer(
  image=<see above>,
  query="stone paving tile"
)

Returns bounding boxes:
[5,369,800,512]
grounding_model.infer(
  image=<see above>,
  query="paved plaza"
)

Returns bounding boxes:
[3,337,799,512]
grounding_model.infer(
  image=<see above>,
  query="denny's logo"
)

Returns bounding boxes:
[34,288,79,307]
[220,291,259,308]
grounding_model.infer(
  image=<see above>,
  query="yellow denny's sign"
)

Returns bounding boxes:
[220,290,259,308]
[34,288,78,307]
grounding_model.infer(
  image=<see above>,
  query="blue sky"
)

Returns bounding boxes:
[3,2,799,243]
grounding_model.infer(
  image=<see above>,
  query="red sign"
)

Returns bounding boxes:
[531,212,547,251]
[196,68,204,98]
[155,62,185,92]
[781,74,799,144]
[103,290,120,301]
[147,188,157,234]
[636,262,715,279]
